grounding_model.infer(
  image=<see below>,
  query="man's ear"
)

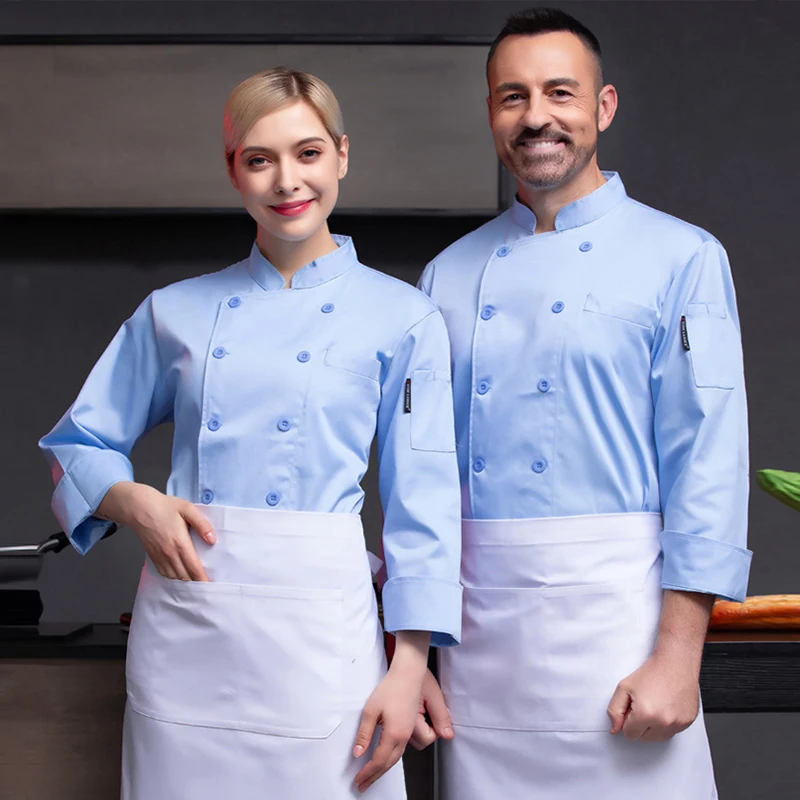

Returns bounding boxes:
[597,84,618,133]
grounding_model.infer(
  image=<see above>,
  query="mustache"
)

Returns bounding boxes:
[514,127,572,147]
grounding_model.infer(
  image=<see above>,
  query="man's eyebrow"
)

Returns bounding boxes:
[543,77,580,90]
[240,137,326,155]
[493,77,581,95]
[493,82,529,95]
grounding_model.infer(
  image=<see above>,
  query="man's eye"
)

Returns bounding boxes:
[552,90,572,98]
[503,94,523,103]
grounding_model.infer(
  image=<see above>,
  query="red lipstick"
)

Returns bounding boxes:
[270,200,314,217]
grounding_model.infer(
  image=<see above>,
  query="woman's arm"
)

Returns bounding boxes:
[352,631,430,793]
[39,293,214,575]
[352,306,462,790]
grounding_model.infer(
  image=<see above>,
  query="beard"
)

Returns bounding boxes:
[503,131,597,190]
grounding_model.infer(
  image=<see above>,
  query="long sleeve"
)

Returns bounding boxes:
[39,294,173,554]
[376,308,463,647]
[651,241,752,601]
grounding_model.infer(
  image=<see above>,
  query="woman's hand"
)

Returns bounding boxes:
[353,631,430,793]
[97,481,216,581]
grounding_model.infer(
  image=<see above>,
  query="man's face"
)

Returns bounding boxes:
[487,31,612,191]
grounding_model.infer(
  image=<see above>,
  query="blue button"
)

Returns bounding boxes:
[212,347,226,359]
[496,246,510,258]
[297,351,311,363]
[321,303,335,314]
[532,459,548,474]
[228,296,241,308]
[201,490,214,504]
[480,305,495,321]
[477,381,490,395]
[266,492,281,507]
[538,379,551,393]
[473,458,485,473]
[552,301,565,314]
[207,417,221,431]
[579,241,593,252]
[278,419,291,432]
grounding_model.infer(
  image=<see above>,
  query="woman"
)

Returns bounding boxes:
[39,67,462,799]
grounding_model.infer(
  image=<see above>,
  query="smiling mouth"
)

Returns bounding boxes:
[269,200,315,217]
[518,139,567,150]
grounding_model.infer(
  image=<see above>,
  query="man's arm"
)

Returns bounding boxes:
[607,589,713,740]
[609,240,751,741]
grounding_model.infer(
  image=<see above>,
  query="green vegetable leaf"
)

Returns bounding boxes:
[757,469,800,512]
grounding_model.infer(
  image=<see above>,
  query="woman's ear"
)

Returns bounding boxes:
[226,155,240,191]
[337,134,349,180]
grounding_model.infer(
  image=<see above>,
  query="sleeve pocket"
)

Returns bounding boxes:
[409,369,456,453]
[685,302,738,389]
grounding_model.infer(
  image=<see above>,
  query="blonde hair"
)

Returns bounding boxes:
[223,67,345,163]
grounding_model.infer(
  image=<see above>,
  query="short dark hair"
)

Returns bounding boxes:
[487,7,603,85]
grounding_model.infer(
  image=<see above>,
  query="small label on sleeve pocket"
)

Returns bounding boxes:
[404,378,412,413]
[680,316,690,351]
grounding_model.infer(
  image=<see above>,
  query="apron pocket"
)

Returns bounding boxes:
[126,572,344,738]
[541,582,646,731]
[441,583,645,732]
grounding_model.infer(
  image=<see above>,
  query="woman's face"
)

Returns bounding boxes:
[229,100,348,243]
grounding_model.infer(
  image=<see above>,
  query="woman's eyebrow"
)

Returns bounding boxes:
[240,137,326,156]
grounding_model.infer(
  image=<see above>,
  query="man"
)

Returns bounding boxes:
[410,7,751,799]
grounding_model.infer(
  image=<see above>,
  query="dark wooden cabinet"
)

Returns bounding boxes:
[1,627,798,799]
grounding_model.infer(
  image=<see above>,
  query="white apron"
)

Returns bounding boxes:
[438,512,717,800]
[122,505,405,800]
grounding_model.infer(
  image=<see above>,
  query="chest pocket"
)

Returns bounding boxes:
[583,293,658,329]
[323,348,381,382]
[321,348,382,420]
[578,292,657,367]
[574,294,657,397]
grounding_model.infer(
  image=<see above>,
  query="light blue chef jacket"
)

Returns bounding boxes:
[420,172,751,602]
[40,235,462,645]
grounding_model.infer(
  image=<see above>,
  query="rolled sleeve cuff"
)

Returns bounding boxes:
[660,529,752,602]
[382,576,463,647]
[50,450,134,555]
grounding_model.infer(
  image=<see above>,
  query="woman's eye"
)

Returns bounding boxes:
[300,149,321,159]
[247,156,268,167]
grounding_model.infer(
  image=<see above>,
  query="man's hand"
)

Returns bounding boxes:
[408,669,454,750]
[606,650,700,741]
[607,589,714,742]
[98,481,215,582]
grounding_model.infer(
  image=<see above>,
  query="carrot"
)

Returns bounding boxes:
[710,595,800,630]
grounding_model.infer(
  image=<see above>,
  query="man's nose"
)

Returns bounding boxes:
[519,92,554,132]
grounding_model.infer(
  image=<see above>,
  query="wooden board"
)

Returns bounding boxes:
[0,660,125,798]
